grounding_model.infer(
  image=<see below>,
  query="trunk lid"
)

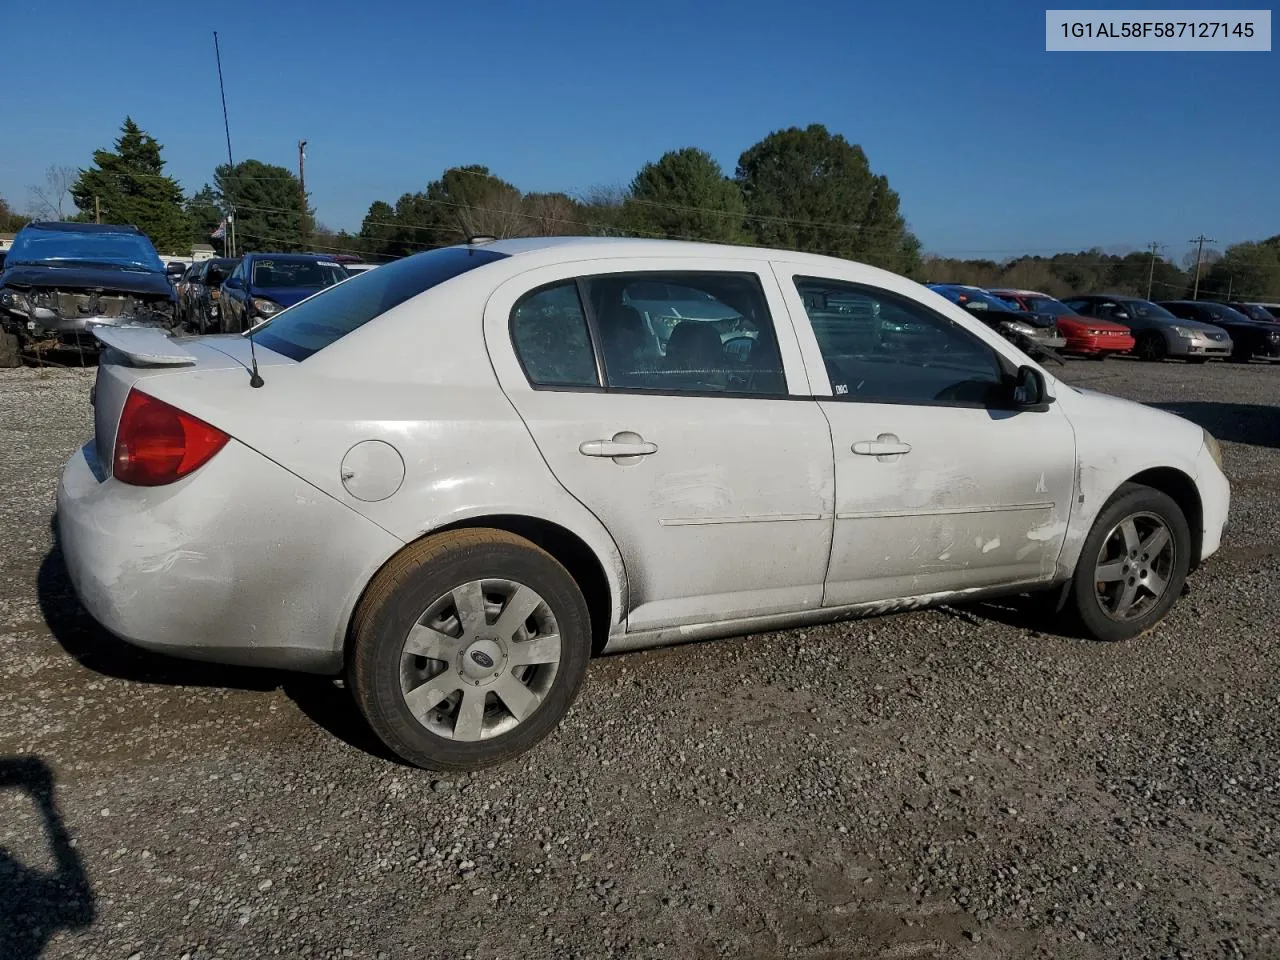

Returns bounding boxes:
[91,331,294,477]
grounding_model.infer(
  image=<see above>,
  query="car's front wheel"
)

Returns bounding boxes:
[1135,331,1168,361]
[350,529,592,770]
[1070,483,1191,642]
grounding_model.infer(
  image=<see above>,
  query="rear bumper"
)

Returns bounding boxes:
[56,439,402,674]
[1065,333,1135,354]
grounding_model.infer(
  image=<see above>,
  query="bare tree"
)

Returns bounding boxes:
[28,165,77,221]
[452,185,530,241]
[522,192,581,236]
[1181,246,1222,271]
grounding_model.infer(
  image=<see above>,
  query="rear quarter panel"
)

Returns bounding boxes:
[135,271,631,635]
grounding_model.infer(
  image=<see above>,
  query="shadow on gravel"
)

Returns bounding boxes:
[37,518,401,766]
[944,592,1091,640]
[0,756,95,960]
[1151,401,1280,449]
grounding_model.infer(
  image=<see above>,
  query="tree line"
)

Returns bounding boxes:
[4,116,1277,301]
[924,240,1280,302]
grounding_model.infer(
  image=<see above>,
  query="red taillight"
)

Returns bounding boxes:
[113,389,230,486]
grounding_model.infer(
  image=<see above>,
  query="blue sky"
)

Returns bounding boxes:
[2,0,1275,259]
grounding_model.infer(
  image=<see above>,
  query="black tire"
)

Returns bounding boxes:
[349,529,592,771]
[1069,483,1191,643]
[1135,331,1167,362]
[1185,357,1208,365]
[0,332,20,369]
[1088,353,1108,361]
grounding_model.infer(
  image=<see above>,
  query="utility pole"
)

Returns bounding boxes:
[94,196,101,224]
[1227,275,1233,300]
[1189,233,1215,300]
[297,139,308,250]
[1145,241,1161,300]
[213,31,237,258]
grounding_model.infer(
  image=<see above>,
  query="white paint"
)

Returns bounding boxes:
[57,234,1232,682]
[1026,520,1068,542]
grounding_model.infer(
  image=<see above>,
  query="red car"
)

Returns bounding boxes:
[990,289,1136,359]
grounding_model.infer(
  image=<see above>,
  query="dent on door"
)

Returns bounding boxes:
[822,405,1076,605]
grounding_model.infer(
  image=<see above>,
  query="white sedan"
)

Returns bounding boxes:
[58,237,1230,770]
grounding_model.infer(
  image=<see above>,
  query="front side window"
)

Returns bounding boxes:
[510,282,600,388]
[586,272,785,396]
[795,277,1003,406]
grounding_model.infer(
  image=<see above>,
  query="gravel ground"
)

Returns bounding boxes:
[1,358,1277,960]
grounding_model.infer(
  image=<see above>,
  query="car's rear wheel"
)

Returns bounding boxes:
[1088,352,1108,361]
[1135,331,1167,361]
[349,529,592,771]
[1070,483,1191,642]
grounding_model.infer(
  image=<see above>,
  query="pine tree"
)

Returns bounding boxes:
[71,117,191,253]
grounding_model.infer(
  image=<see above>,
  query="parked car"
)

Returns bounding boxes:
[927,283,1067,362]
[182,257,239,333]
[1061,295,1232,362]
[1225,301,1280,323]
[219,253,349,332]
[175,262,202,325]
[0,221,177,364]
[56,237,1230,770]
[989,288,1135,360]
[1158,300,1280,363]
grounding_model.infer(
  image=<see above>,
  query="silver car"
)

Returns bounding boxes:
[1063,295,1232,362]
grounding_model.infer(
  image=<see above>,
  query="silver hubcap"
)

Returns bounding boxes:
[399,579,562,741]
[1093,512,1175,622]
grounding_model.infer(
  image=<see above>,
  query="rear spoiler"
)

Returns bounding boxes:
[91,326,196,367]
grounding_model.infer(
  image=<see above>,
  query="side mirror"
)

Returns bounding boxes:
[1009,365,1052,412]
[166,262,186,276]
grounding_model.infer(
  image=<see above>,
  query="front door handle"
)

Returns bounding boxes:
[580,431,658,460]
[852,433,911,462]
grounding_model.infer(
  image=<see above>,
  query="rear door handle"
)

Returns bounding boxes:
[580,433,658,459]
[852,433,911,461]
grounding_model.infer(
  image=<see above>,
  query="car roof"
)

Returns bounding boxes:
[245,252,341,262]
[20,220,144,236]
[989,288,1050,297]
[474,235,884,272]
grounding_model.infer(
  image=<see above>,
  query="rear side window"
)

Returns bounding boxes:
[510,282,600,388]
[252,247,507,361]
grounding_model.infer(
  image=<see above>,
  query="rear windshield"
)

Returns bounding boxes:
[251,246,508,361]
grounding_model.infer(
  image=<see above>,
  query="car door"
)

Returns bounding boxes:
[483,258,835,632]
[775,268,1077,606]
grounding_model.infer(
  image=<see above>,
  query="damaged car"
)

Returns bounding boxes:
[0,221,178,364]
[57,238,1230,771]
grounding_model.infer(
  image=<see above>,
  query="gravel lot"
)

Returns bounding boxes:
[1,359,1277,960]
